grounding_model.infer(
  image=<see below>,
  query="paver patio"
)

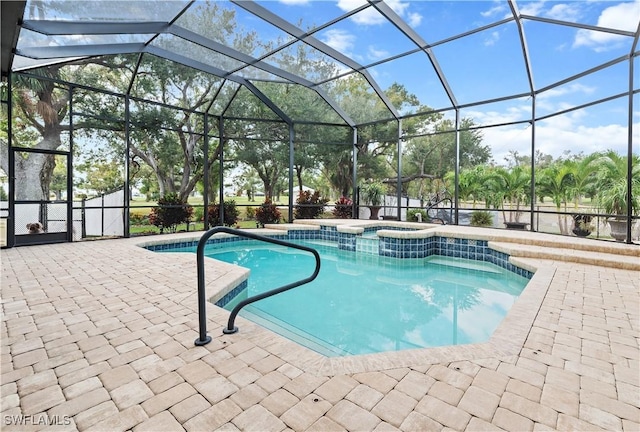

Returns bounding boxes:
[1,226,639,431]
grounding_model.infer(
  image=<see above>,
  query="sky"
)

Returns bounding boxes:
[249,0,640,163]
[11,0,640,165]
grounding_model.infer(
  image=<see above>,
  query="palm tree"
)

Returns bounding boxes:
[566,153,599,209]
[487,165,531,223]
[593,150,640,241]
[454,166,488,209]
[0,69,68,201]
[537,161,573,234]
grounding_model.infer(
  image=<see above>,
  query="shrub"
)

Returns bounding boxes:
[360,181,385,206]
[470,210,493,227]
[406,208,427,222]
[149,193,193,233]
[255,199,282,227]
[245,206,255,220]
[332,196,353,218]
[130,213,148,225]
[207,200,240,227]
[193,206,206,223]
[294,190,329,219]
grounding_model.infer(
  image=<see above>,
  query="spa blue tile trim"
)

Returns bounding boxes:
[146,227,533,281]
[215,280,248,307]
[338,232,357,252]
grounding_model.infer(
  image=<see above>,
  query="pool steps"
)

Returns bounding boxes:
[355,236,379,255]
[141,220,639,272]
[280,220,640,270]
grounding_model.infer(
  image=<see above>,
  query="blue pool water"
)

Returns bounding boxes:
[164,240,528,356]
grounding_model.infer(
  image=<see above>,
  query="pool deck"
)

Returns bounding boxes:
[1,224,639,431]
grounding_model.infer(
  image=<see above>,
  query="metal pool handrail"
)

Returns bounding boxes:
[425,190,453,225]
[194,226,321,346]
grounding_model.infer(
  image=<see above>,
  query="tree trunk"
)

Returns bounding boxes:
[296,166,303,195]
[264,181,273,200]
[13,153,58,201]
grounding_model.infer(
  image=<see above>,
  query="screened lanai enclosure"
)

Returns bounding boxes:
[1,0,639,247]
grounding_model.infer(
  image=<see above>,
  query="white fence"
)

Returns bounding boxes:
[82,189,125,237]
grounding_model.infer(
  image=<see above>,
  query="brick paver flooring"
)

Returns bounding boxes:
[1,229,638,431]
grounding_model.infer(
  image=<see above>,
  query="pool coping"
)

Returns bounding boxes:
[135,223,570,375]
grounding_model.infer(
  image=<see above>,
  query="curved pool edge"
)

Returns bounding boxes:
[134,224,637,375]
[230,262,554,377]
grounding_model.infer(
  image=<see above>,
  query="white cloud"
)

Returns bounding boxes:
[407,12,422,27]
[518,1,546,16]
[481,2,507,18]
[320,29,356,54]
[337,0,385,25]
[594,0,640,32]
[457,93,637,163]
[479,117,637,163]
[546,3,582,21]
[574,30,627,52]
[573,1,640,51]
[279,0,310,4]
[537,83,596,100]
[367,46,389,61]
[484,31,500,46]
[533,84,597,116]
[336,0,421,27]
[464,105,531,128]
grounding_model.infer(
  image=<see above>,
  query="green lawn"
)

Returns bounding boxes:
[129,197,264,236]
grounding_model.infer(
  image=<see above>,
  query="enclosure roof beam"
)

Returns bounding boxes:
[18,18,356,127]
[1,0,26,77]
[521,15,636,37]
[147,46,292,125]
[232,0,400,120]
[508,0,535,94]
[242,80,293,126]
[16,44,148,59]
[369,0,458,108]
[170,26,355,127]
[21,20,170,35]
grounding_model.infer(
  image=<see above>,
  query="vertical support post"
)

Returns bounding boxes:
[625,53,634,243]
[67,85,74,242]
[288,124,294,223]
[124,95,131,238]
[530,95,536,231]
[203,113,209,230]
[81,198,86,239]
[218,116,224,226]
[454,109,460,225]
[352,127,358,218]
[6,73,15,248]
[396,119,402,220]
[101,194,105,236]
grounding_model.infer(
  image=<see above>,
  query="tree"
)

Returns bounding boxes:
[487,165,531,222]
[231,135,288,200]
[402,118,489,203]
[230,39,347,199]
[594,150,640,217]
[1,71,68,201]
[127,56,226,202]
[537,161,573,234]
[5,1,264,207]
[77,158,124,196]
[49,156,68,200]
[450,166,490,209]
[565,153,599,208]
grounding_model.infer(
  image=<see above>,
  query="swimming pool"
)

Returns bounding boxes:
[160,238,529,357]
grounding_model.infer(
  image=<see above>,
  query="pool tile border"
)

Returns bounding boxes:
[145,227,534,281]
[140,223,543,375]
